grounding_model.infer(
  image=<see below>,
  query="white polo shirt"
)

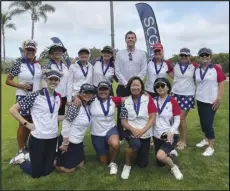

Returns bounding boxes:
[152,96,181,139]
[42,59,69,97]
[195,64,226,103]
[90,97,122,136]
[145,59,172,93]
[92,58,115,87]
[18,88,61,139]
[114,49,147,86]
[171,62,199,96]
[61,103,91,144]
[67,61,93,102]
[120,95,157,139]
[9,57,42,96]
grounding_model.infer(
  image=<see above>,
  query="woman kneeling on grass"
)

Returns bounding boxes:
[152,77,183,180]
[9,70,62,178]
[74,81,125,174]
[119,76,157,180]
[55,83,96,173]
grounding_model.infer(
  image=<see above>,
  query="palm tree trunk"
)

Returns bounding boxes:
[2,31,6,64]
[31,18,35,39]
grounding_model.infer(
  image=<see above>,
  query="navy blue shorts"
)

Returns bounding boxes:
[16,95,30,116]
[91,126,118,156]
[171,93,195,111]
[56,135,85,169]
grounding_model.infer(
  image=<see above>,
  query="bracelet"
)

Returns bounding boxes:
[62,142,69,146]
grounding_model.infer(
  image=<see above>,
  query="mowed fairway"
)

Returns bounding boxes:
[1,74,229,190]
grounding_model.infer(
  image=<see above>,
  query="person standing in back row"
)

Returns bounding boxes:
[115,31,147,144]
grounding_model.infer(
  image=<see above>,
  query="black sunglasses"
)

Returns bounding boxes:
[180,54,189,57]
[128,53,133,61]
[200,53,210,57]
[48,77,59,82]
[155,83,166,89]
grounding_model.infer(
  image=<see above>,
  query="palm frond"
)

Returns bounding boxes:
[30,1,42,8]
[38,12,47,23]
[10,8,27,17]
[5,23,16,30]
[8,1,30,10]
[39,4,55,13]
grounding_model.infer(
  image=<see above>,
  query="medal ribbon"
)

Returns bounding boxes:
[98,96,110,116]
[133,96,141,116]
[44,88,56,115]
[156,96,170,115]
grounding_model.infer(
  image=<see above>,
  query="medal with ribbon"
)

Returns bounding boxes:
[44,88,56,118]
[133,96,141,116]
[153,58,163,75]
[156,96,170,115]
[78,61,88,79]
[82,101,91,122]
[51,58,63,72]
[200,64,211,80]
[24,57,35,78]
[179,62,189,75]
[101,58,111,76]
[98,96,110,119]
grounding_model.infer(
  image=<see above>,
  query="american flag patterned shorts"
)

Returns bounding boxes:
[171,93,195,111]
[16,95,31,116]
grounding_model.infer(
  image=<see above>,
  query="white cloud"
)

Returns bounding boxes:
[1,1,229,59]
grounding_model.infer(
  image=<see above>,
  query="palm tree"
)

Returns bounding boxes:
[9,1,55,39]
[1,11,16,64]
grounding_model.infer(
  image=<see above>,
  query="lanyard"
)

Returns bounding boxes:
[153,58,164,75]
[50,59,63,72]
[200,64,210,80]
[78,61,88,77]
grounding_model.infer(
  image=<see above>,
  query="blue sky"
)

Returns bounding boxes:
[1,1,229,60]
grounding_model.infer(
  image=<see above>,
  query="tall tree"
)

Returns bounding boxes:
[1,11,16,64]
[9,1,55,39]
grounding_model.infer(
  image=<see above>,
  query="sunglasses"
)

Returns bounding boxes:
[99,87,109,91]
[48,77,59,82]
[200,53,210,57]
[25,48,36,52]
[128,53,133,61]
[180,54,189,57]
[155,83,166,89]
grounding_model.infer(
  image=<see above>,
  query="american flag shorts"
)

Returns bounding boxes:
[16,95,31,116]
[171,93,195,111]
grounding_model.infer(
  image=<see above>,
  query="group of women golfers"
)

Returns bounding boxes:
[6,31,226,180]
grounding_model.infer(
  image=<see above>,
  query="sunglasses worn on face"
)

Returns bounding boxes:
[48,77,59,82]
[180,54,189,57]
[200,53,210,57]
[128,53,133,61]
[155,83,166,89]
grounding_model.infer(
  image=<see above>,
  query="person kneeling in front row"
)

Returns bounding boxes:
[152,77,183,180]
[55,83,96,173]
[9,70,62,178]
[120,76,157,179]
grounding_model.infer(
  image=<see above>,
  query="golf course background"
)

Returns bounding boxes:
[1,74,229,190]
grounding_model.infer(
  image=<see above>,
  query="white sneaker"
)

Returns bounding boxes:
[24,152,30,162]
[202,147,214,156]
[9,152,25,164]
[170,149,178,157]
[121,165,131,179]
[171,165,183,180]
[120,140,125,145]
[196,139,209,148]
[108,162,118,175]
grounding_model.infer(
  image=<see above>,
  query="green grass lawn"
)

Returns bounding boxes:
[1,74,229,190]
